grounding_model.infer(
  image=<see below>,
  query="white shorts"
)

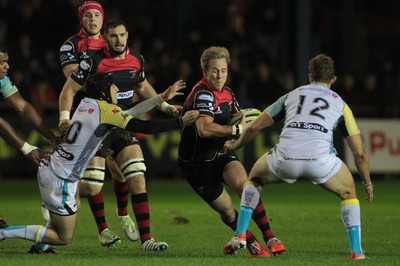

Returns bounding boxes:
[37,166,78,216]
[266,148,343,184]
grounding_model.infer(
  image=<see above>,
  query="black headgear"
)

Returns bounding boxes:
[85,73,114,102]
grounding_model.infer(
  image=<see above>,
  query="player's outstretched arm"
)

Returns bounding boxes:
[159,79,186,117]
[125,110,199,134]
[6,92,56,142]
[124,80,185,117]
[225,112,273,151]
[0,116,25,150]
[0,117,48,166]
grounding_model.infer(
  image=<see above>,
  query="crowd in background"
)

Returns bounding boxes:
[0,0,399,118]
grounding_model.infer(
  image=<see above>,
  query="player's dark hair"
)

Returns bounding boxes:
[85,73,113,102]
[103,18,128,35]
[0,43,7,53]
[308,54,335,83]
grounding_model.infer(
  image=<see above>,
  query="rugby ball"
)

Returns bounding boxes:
[228,108,262,125]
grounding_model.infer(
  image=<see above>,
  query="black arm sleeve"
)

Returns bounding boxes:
[125,118,183,134]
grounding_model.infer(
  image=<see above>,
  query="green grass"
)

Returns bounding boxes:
[0,178,399,265]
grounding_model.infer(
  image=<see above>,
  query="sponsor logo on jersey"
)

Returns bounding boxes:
[130,70,138,78]
[79,60,90,70]
[120,112,127,120]
[116,90,134,99]
[60,44,73,52]
[286,121,328,133]
[56,146,74,161]
[196,103,209,108]
[197,94,213,101]
[112,108,120,115]
[88,108,94,114]
[60,54,69,62]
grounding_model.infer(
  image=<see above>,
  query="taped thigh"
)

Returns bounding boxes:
[80,165,106,186]
[120,158,146,179]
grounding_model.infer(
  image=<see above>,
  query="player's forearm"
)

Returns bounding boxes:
[196,119,237,138]
[234,126,259,149]
[59,88,74,116]
[0,117,25,149]
[124,95,163,117]
[20,104,56,140]
[353,147,372,185]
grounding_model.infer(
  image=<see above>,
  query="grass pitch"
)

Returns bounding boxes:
[0,177,399,265]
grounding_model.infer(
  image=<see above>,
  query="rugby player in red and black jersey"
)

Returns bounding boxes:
[59,1,135,250]
[58,18,182,251]
[178,46,286,256]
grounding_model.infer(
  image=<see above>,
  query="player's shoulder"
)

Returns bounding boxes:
[127,48,144,63]
[0,75,18,96]
[61,34,81,48]
[86,48,107,66]
[0,75,11,87]
[224,86,234,94]
[193,83,213,96]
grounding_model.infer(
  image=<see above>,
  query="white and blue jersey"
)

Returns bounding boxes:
[38,98,132,215]
[265,83,360,159]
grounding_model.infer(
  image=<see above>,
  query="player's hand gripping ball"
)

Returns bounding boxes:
[228,108,261,125]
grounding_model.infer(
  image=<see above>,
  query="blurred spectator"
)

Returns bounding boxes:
[246,61,282,110]
[28,72,57,116]
[0,20,7,44]
[174,58,197,104]
[0,0,397,119]
[358,72,382,117]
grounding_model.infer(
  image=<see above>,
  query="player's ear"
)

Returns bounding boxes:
[331,75,337,85]
[308,74,313,83]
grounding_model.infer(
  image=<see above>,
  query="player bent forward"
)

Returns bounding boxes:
[0,73,198,249]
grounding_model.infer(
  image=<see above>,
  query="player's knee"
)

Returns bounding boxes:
[79,166,105,197]
[58,234,73,245]
[339,189,357,200]
[120,159,146,180]
[220,207,236,222]
[80,184,102,197]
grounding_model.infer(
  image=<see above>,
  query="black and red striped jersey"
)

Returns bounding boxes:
[71,46,146,110]
[59,29,106,68]
[178,77,241,162]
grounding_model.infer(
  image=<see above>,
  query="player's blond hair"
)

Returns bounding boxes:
[200,46,230,71]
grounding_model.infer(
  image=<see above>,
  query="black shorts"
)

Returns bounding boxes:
[96,128,140,158]
[178,153,239,203]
